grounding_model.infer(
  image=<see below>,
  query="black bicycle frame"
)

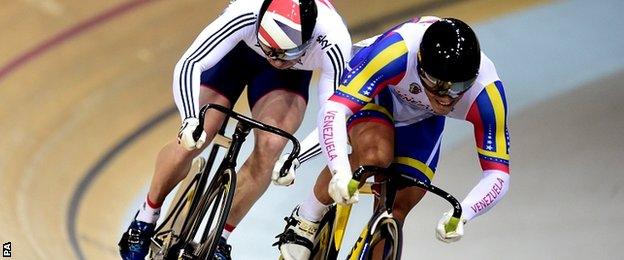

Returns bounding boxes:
[181,103,301,246]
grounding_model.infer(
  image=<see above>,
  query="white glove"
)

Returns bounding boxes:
[328,170,358,204]
[177,118,207,151]
[271,153,300,186]
[435,210,466,243]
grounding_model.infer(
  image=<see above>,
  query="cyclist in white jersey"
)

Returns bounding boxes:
[274,17,511,259]
[118,1,351,259]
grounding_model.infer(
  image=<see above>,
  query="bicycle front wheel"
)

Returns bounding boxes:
[363,217,402,260]
[150,157,205,260]
[194,167,237,259]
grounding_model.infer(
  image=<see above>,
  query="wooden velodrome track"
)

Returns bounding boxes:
[1,0,553,259]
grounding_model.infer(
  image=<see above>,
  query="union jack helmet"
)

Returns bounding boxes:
[257,0,317,60]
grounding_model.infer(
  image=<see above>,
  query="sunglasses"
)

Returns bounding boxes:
[417,65,477,98]
[258,40,310,61]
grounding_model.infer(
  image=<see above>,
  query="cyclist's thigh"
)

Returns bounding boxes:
[390,115,445,219]
[199,41,254,130]
[346,88,395,166]
[391,115,445,185]
[248,66,312,134]
[199,41,257,106]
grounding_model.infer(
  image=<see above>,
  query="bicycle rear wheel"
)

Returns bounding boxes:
[194,167,237,259]
[363,217,402,260]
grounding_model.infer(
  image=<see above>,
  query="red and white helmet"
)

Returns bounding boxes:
[256,0,317,60]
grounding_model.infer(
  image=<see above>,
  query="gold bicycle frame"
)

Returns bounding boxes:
[330,182,374,255]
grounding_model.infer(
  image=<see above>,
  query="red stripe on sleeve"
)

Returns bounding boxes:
[479,159,510,174]
[370,72,405,97]
[466,101,484,148]
[347,117,393,132]
[329,95,364,113]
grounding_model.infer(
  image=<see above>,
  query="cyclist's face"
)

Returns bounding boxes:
[423,87,462,115]
[267,58,298,69]
[418,67,470,115]
[259,42,300,69]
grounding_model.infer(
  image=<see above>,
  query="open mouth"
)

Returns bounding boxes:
[436,98,454,106]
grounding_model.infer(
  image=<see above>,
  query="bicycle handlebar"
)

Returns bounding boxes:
[348,165,463,231]
[196,104,301,178]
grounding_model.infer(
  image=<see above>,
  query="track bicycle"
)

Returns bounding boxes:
[149,103,300,259]
[311,165,462,260]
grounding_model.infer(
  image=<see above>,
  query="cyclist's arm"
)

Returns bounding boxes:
[319,32,408,174]
[172,1,256,120]
[298,20,352,164]
[295,128,322,163]
[461,81,511,222]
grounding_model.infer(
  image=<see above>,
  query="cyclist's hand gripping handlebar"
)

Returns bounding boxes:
[177,117,207,150]
[436,210,465,243]
[272,153,300,186]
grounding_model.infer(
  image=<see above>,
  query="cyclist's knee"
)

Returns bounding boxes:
[254,134,287,160]
[353,147,393,168]
[161,141,203,165]
[178,145,203,160]
[392,198,418,222]
[392,188,425,222]
[391,206,410,222]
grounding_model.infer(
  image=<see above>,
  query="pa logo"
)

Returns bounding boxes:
[2,242,10,257]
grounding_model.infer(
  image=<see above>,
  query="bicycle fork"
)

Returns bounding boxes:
[346,174,400,260]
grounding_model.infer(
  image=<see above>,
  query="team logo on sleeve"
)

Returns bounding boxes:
[409,82,422,94]
[316,35,331,50]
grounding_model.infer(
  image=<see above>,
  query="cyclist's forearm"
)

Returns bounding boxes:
[460,169,510,221]
[317,100,352,174]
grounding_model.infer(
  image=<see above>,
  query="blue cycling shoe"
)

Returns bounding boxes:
[118,220,155,260]
[214,237,232,260]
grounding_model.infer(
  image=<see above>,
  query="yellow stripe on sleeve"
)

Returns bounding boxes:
[340,41,408,102]
[477,148,510,160]
[360,103,393,120]
[485,83,508,156]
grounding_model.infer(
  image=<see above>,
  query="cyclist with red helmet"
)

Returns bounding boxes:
[117,1,351,259]
[274,16,510,259]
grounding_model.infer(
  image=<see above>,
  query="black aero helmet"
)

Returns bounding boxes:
[418,18,481,83]
[257,0,318,60]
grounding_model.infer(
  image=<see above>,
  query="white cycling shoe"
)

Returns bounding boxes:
[274,206,319,260]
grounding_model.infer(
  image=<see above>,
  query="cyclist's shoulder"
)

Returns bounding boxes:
[475,54,506,97]
[476,53,500,84]
[396,16,439,38]
[367,16,440,54]
[313,2,351,49]
[223,0,262,16]
[315,0,346,24]
[446,55,506,120]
